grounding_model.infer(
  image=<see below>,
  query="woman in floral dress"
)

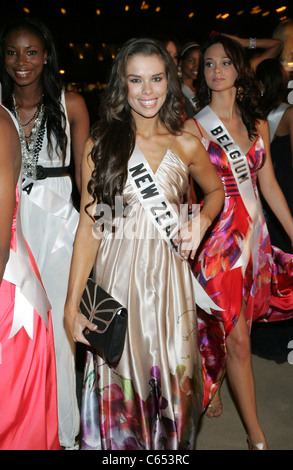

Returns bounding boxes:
[184,34,293,450]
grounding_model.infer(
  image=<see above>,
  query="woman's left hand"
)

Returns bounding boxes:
[65,304,97,345]
[174,212,211,260]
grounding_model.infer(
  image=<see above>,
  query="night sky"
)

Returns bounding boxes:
[1,1,292,84]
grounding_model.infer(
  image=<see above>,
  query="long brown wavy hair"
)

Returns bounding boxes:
[86,37,185,216]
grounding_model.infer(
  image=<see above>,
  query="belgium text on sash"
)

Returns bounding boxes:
[196,105,262,277]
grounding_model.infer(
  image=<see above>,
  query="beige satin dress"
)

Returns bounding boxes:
[80,149,203,450]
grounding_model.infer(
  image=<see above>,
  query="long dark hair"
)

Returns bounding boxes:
[0,17,67,163]
[87,37,185,214]
[255,58,288,116]
[196,34,265,139]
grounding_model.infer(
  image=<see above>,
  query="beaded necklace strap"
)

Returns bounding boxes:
[13,96,46,180]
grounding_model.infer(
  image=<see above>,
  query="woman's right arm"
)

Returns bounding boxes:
[66,91,90,193]
[64,139,101,344]
[0,109,21,283]
[222,34,283,70]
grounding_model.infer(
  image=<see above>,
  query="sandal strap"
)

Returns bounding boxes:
[247,436,266,450]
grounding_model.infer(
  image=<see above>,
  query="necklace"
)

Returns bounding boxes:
[19,105,40,127]
[12,95,46,179]
[14,96,43,127]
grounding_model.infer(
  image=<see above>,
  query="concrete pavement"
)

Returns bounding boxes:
[196,354,293,450]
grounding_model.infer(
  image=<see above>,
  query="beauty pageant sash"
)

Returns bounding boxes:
[2,105,51,339]
[267,103,289,143]
[182,84,197,110]
[22,177,79,254]
[127,143,223,314]
[196,105,262,276]
[3,177,51,339]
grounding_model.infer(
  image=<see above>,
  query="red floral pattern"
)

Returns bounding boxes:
[190,136,293,409]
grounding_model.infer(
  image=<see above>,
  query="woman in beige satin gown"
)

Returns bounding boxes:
[65,37,224,450]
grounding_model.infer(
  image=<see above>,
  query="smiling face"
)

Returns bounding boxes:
[4,27,47,87]
[126,53,168,120]
[181,48,200,81]
[203,42,238,92]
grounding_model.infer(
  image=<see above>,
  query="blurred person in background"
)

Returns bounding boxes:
[179,41,201,118]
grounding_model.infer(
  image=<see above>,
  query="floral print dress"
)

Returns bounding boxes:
[189,130,293,409]
[80,149,204,450]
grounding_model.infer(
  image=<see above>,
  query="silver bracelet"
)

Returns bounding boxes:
[249,37,256,49]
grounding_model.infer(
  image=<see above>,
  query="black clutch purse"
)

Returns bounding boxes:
[80,278,128,366]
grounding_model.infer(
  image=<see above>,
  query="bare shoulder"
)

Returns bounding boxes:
[175,129,202,150]
[65,90,86,106]
[173,130,206,167]
[183,118,198,135]
[0,106,19,140]
[65,90,88,117]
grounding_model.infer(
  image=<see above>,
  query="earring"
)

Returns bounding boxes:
[237,86,244,102]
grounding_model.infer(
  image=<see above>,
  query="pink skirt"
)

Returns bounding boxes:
[0,280,60,450]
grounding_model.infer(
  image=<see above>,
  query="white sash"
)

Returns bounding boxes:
[182,84,197,110]
[128,144,179,245]
[22,177,79,254]
[196,105,262,276]
[4,235,51,339]
[127,143,223,314]
[3,177,51,339]
[267,103,289,143]
[1,105,50,339]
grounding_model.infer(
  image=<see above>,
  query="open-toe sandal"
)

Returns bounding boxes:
[206,397,223,419]
[247,435,268,450]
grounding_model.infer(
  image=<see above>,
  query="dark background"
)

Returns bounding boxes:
[1,0,292,85]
